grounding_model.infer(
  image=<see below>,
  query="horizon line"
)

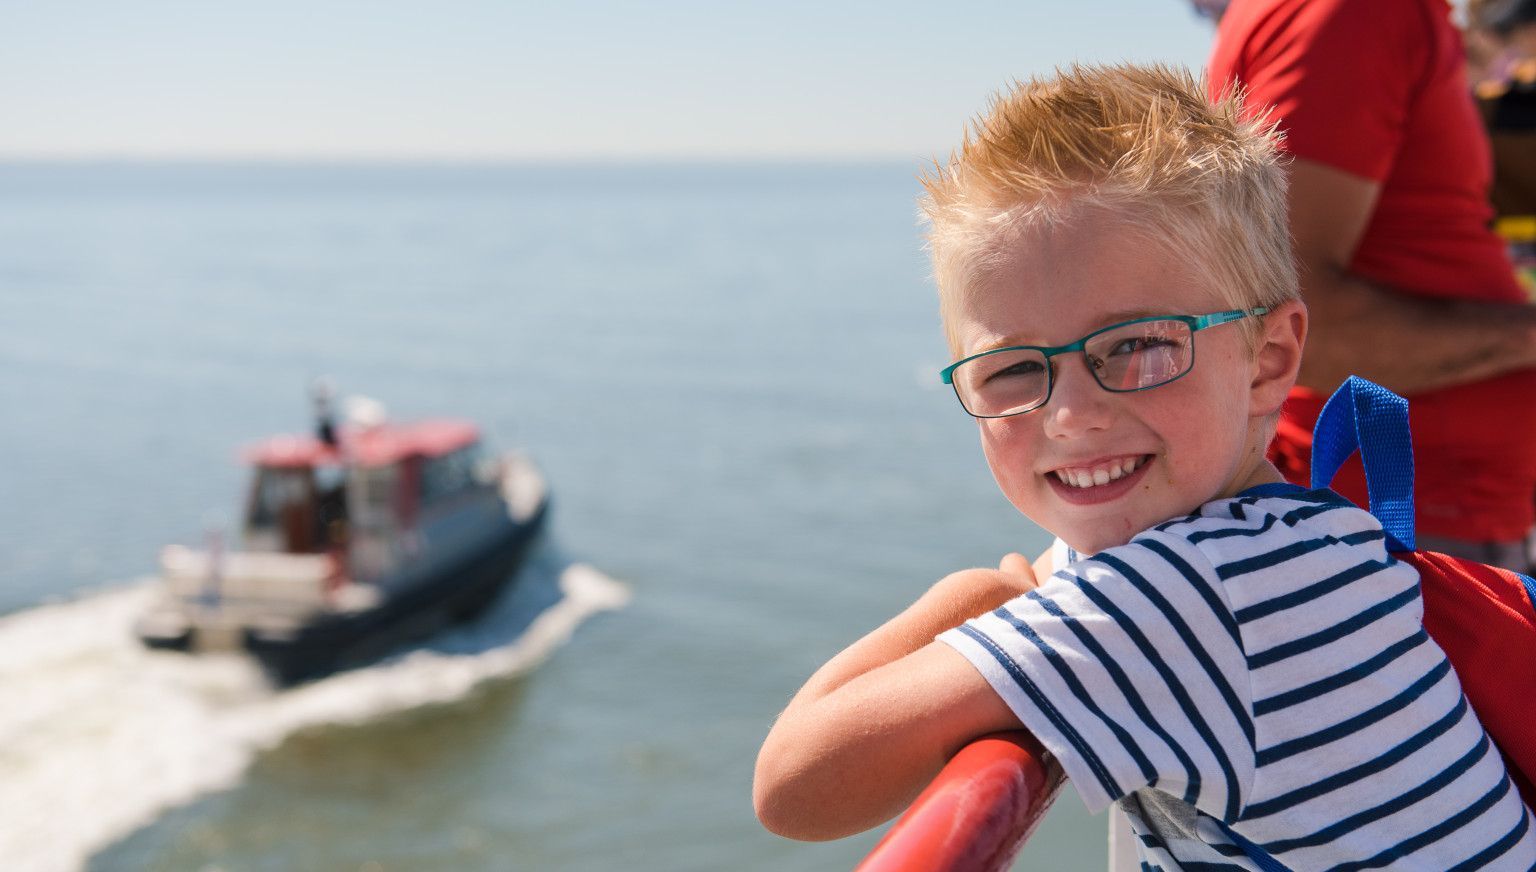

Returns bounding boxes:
[0,152,942,168]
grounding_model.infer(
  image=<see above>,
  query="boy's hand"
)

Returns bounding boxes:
[998,551,1039,593]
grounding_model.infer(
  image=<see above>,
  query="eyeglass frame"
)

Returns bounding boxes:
[939,307,1269,419]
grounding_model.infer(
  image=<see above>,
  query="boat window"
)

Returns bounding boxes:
[348,465,398,531]
[421,444,481,504]
[247,468,314,530]
[314,464,348,546]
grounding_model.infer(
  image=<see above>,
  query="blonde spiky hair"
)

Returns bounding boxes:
[921,63,1299,355]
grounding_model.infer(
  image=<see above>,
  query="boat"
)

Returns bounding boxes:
[135,390,550,684]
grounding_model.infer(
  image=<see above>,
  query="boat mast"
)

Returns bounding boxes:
[312,378,338,448]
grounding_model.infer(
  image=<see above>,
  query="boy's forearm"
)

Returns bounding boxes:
[756,643,1015,840]
[789,567,1034,705]
[755,567,1034,840]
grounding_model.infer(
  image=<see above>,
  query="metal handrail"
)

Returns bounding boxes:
[855,731,1065,872]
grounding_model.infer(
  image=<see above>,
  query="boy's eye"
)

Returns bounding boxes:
[982,358,1046,385]
[1107,335,1179,357]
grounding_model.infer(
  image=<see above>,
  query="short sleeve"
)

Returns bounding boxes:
[1210,0,1427,181]
[938,532,1256,820]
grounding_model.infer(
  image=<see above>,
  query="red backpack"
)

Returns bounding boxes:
[1310,377,1536,810]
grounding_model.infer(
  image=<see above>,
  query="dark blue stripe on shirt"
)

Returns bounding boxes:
[1211,841,1248,858]
[1253,630,1428,716]
[954,622,1124,801]
[1026,594,1202,805]
[1255,658,1454,768]
[1260,733,1493,853]
[1246,583,1418,670]
[1216,529,1385,581]
[1216,536,1334,579]
[1234,558,1395,624]
[1072,559,1246,822]
[1136,537,1244,652]
[1187,502,1343,544]
[1446,804,1532,872]
[991,598,1163,791]
[1243,694,1470,821]
[1332,773,1515,871]
[1097,550,1255,758]
[1152,511,1204,535]
[1131,538,1255,751]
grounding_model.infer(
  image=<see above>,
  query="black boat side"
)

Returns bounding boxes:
[244,497,549,685]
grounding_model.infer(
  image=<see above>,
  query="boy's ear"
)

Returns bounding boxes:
[1250,299,1307,417]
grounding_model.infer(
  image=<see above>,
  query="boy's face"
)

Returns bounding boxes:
[951,212,1277,555]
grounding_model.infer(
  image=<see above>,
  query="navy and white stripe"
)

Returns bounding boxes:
[940,488,1536,870]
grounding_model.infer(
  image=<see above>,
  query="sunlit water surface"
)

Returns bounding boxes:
[0,163,1104,871]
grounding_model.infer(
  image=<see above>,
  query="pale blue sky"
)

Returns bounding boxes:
[0,1,1215,160]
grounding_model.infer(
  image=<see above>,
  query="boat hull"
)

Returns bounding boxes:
[244,499,549,685]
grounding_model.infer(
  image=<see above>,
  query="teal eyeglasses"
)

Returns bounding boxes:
[940,307,1268,419]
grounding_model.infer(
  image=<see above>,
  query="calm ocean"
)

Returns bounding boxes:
[0,162,1104,871]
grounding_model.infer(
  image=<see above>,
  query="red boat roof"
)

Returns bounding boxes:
[243,420,480,469]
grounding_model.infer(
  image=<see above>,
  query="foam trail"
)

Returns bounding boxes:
[0,564,628,872]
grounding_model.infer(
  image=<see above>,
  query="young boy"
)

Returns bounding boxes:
[754,64,1536,868]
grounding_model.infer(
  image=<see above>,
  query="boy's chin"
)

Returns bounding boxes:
[1015,506,1140,559]
[1054,509,1166,557]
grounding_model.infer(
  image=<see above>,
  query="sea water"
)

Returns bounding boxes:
[0,162,1103,871]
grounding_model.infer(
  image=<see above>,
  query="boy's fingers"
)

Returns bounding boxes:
[999,552,1032,576]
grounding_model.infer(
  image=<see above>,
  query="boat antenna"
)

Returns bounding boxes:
[312,378,338,447]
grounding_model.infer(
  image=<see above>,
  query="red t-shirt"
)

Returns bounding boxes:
[1209,0,1536,541]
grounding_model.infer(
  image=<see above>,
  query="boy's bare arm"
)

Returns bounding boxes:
[1288,158,1536,395]
[754,560,1037,841]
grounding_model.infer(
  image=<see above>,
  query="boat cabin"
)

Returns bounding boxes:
[137,397,549,676]
[241,420,487,580]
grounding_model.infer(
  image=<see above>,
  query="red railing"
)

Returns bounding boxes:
[855,732,1065,872]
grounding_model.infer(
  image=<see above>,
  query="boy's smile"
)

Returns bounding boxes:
[952,210,1292,555]
[1045,453,1153,504]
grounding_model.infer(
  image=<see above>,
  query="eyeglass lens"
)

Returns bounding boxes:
[1086,319,1192,391]
[953,319,1195,417]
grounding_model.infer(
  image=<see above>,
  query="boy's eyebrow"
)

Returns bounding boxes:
[991,307,1172,349]
[1094,306,1168,325]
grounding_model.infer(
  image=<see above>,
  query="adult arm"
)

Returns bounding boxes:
[753,561,1037,841]
[1211,0,1536,392]
[1289,154,1536,395]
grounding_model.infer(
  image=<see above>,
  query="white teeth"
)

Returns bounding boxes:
[1055,456,1147,489]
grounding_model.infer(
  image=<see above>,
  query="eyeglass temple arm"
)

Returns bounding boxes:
[1193,306,1269,330]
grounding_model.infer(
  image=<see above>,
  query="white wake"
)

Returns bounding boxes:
[0,564,629,872]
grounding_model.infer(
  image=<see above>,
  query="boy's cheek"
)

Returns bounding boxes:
[978,424,1037,488]
[980,438,1048,522]
[978,416,1035,453]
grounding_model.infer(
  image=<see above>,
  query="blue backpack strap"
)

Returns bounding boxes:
[1215,821,1293,872]
[1309,376,1416,552]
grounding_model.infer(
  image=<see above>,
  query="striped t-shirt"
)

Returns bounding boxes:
[939,486,1536,870]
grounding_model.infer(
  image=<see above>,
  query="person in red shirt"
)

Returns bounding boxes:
[1207,0,1536,569]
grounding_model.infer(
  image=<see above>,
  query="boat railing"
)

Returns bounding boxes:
[161,545,332,610]
[854,731,1065,872]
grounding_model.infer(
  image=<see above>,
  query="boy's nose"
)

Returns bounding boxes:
[1043,355,1114,438]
